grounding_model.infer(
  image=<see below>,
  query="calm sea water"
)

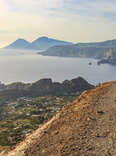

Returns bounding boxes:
[0,49,116,85]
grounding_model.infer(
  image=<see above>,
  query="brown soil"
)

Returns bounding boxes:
[2,81,116,156]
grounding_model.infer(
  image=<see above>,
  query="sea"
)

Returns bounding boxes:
[0,49,116,85]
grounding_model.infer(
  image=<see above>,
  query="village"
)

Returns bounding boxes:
[0,95,77,152]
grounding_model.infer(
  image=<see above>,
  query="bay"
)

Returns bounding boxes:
[0,49,116,85]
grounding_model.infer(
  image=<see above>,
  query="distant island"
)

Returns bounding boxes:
[3,36,72,50]
[40,38,116,65]
[3,36,116,65]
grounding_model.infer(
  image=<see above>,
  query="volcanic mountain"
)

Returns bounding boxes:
[4,38,30,49]
[4,37,72,50]
[26,36,72,50]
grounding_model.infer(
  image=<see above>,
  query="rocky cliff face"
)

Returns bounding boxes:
[40,45,107,59]
[40,39,116,59]
[98,48,116,65]
[104,48,116,59]
[3,81,116,156]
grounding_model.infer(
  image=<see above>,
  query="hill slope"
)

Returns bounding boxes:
[2,81,116,156]
[76,39,116,48]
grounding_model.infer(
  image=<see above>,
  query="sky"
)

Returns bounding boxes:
[0,0,116,47]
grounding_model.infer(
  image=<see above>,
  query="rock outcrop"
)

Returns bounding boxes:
[0,77,94,100]
[98,48,116,65]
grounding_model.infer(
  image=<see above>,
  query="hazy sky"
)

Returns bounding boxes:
[0,0,116,47]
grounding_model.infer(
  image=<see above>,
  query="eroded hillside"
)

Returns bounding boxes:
[2,81,116,156]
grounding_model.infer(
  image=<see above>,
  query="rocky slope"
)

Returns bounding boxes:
[2,81,116,156]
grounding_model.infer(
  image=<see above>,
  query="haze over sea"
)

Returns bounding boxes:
[0,49,116,85]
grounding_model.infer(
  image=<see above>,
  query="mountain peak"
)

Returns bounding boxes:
[33,36,49,42]
[38,36,49,40]
[16,38,27,41]
[4,36,72,50]
[4,38,30,49]
[28,36,72,50]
